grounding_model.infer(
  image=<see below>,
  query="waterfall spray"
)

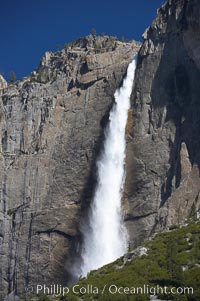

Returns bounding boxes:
[80,55,137,276]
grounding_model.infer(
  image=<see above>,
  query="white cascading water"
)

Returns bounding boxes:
[80,55,137,276]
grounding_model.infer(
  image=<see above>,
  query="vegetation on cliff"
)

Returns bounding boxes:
[59,221,200,301]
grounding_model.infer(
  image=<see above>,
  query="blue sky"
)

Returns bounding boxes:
[0,0,165,81]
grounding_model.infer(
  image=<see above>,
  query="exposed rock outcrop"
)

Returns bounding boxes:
[0,75,7,90]
[0,36,140,299]
[125,0,200,247]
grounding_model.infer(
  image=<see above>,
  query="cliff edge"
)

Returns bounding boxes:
[0,35,140,299]
[125,0,200,246]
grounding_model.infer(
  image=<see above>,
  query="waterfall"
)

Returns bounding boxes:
[80,55,137,276]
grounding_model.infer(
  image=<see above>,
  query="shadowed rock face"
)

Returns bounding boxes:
[0,35,140,299]
[125,0,200,246]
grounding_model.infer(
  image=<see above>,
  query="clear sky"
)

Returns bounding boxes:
[0,0,165,81]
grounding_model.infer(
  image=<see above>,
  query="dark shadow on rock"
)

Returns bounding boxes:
[148,0,200,206]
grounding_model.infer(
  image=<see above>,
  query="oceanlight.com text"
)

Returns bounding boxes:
[25,283,194,297]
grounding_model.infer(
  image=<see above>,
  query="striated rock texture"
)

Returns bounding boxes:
[125,0,200,246]
[0,35,140,299]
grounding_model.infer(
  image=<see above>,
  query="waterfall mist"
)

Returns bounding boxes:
[79,55,137,277]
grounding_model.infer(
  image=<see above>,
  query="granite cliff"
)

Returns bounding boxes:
[125,0,200,246]
[1,0,200,299]
[0,36,139,299]
[0,75,7,90]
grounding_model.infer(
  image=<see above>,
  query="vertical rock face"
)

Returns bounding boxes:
[125,0,200,246]
[0,75,7,90]
[0,36,140,299]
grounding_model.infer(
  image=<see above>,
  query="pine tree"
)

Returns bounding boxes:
[91,28,97,37]
[166,240,183,285]
[56,44,62,51]
[9,71,16,83]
